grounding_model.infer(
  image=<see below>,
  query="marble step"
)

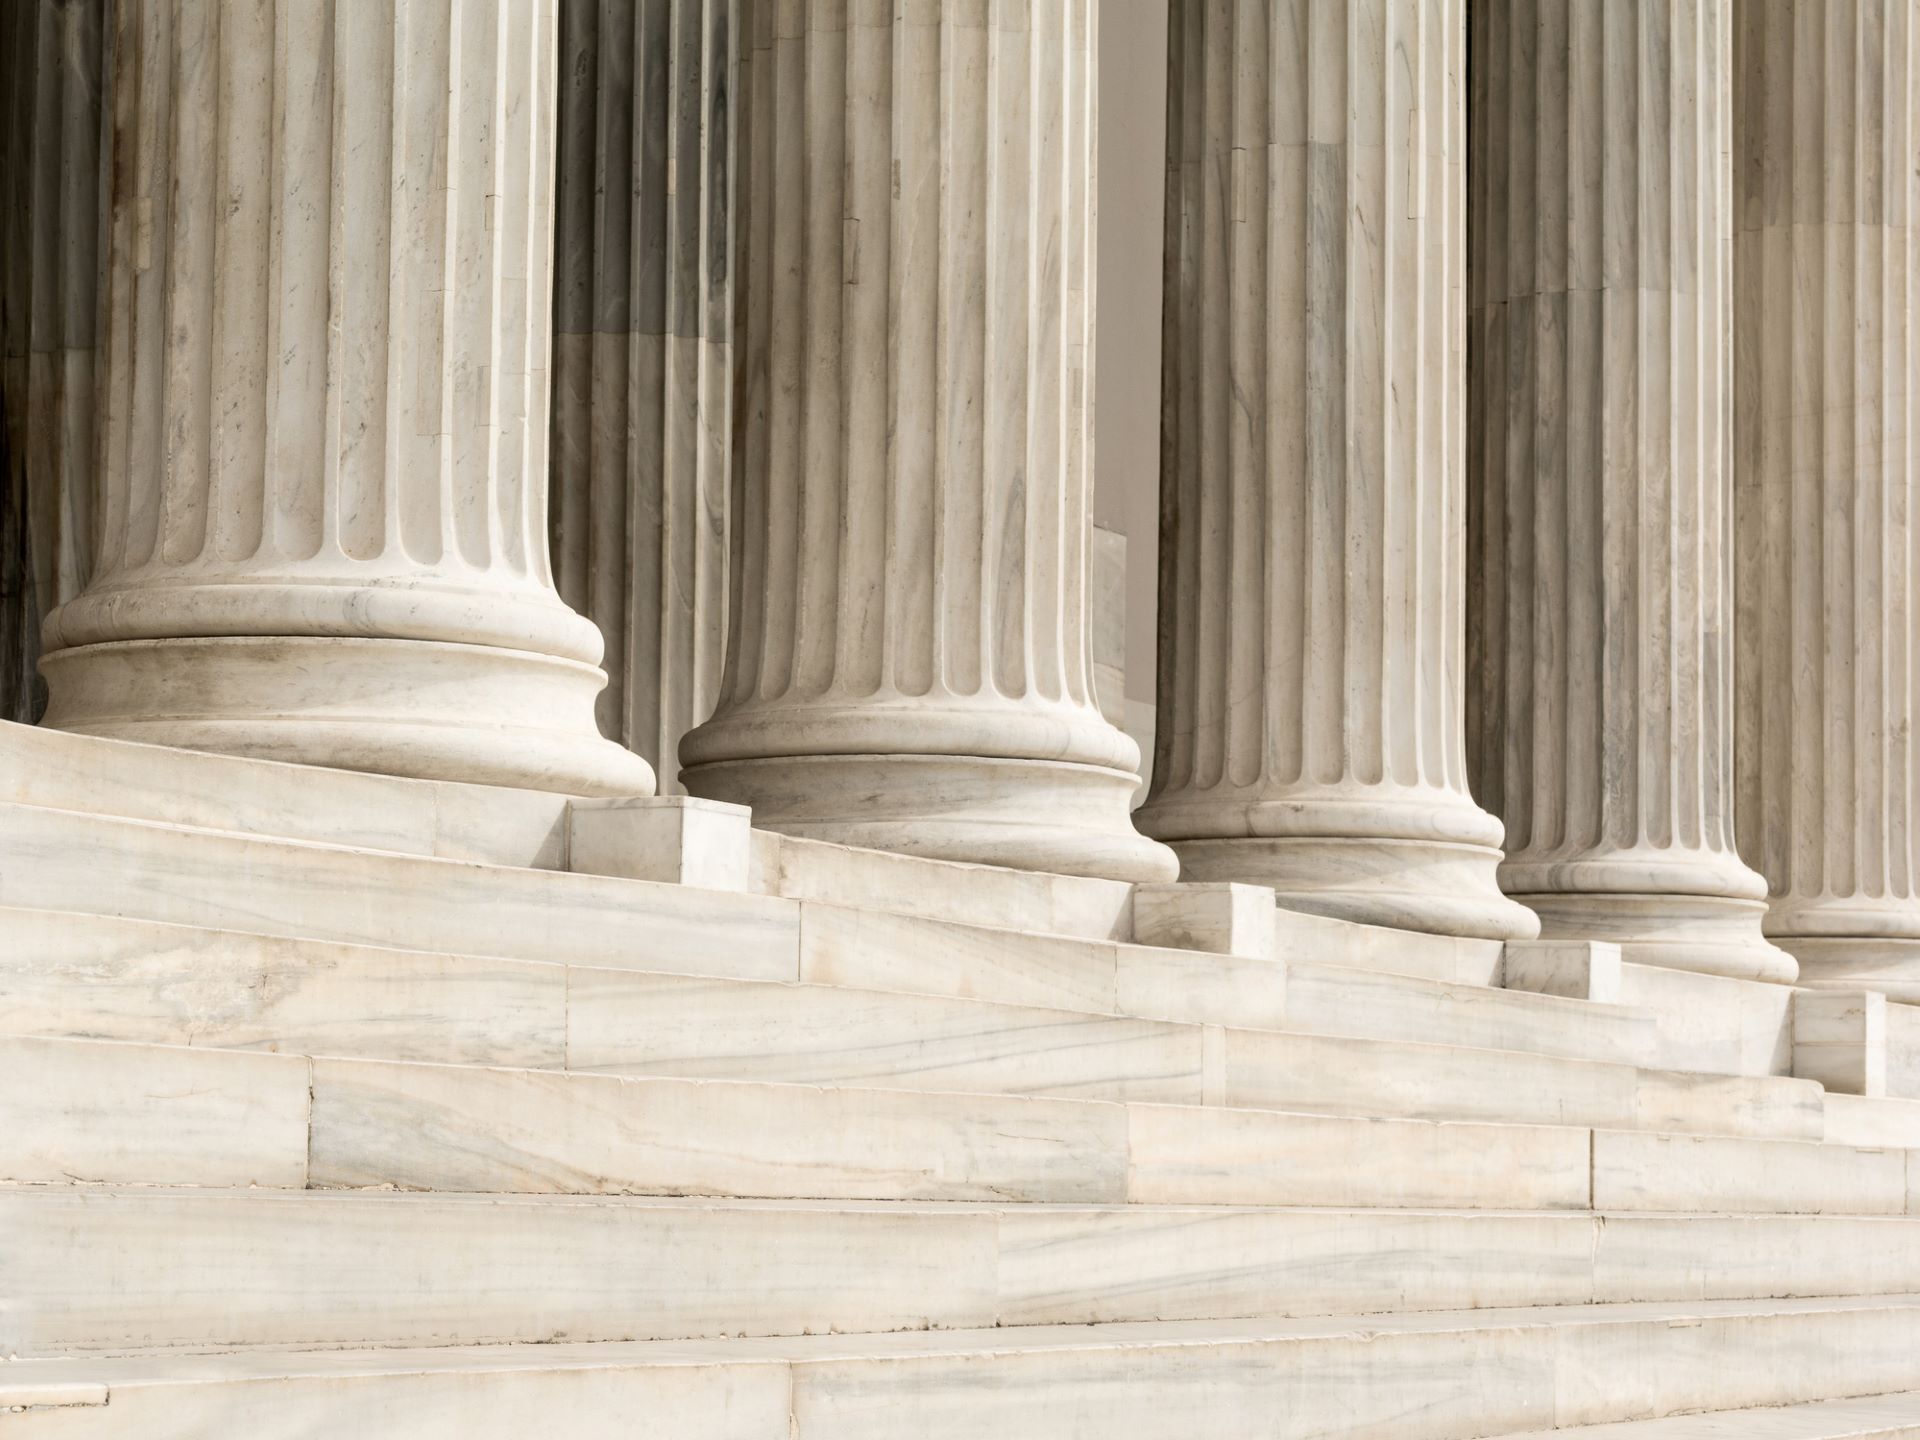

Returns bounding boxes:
[4,1297,1920,1439]
[0,806,1656,1068]
[0,717,572,869]
[0,722,1536,979]
[1279,956,1657,1064]
[8,1035,1912,1214]
[1829,1094,1920,1149]
[7,1189,1920,1356]
[1485,1392,1920,1438]
[0,723,1508,973]
[1,910,1784,1140]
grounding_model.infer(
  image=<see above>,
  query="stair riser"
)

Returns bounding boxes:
[1223,1030,1822,1140]
[1283,961,1657,1065]
[0,805,804,985]
[3,803,1666,1085]
[1595,1131,1915,1216]
[3,906,1801,1140]
[6,1192,1920,1355]
[7,1307,1920,1440]
[13,1037,1910,1215]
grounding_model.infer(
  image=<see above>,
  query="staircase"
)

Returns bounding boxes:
[3,722,1920,1437]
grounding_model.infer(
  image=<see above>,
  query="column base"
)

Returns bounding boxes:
[1515,892,1798,984]
[680,753,1178,884]
[38,635,655,798]
[1160,834,1540,942]
[1778,938,1920,1005]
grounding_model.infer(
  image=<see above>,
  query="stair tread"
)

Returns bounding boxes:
[1485,1389,1920,1437]
[11,1183,1920,1219]
[6,1294,1919,1379]
[0,904,1763,1116]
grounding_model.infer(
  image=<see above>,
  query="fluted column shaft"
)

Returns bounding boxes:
[550,0,732,794]
[37,0,651,796]
[1467,0,1792,981]
[1,0,103,725]
[1135,0,1536,940]
[679,1,1174,883]
[1734,0,1920,998]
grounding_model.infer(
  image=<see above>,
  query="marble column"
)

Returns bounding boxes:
[1733,0,1920,999]
[550,0,732,795]
[678,1,1175,884]
[1466,0,1793,981]
[1,0,104,726]
[37,0,653,797]
[1134,0,1537,940]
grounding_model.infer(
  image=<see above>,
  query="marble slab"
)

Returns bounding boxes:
[1131,883,1278,958]
[307,1058,1131,1204]
[752,831,1133,942]
[0,1337,787,1440]
[1591,1215,1920,1305]
[568,796,752,891]
[1795,991,1889,1098]
[1125,1103,1591,1210]
[0,1035,307,1187]
[1630,1069,1825,1141]
[566,968,1206,1103]
[797,903,1119,1014]
[1271,907,1508,985]
[1591,1130,1910,1215]
[1825,1095,1920,1150]
[1287,959,1657,1066]
[1219,1028,1640,1130]
[0,719,571,867]
[0,907,567,1066]
[8,1300,1920,1440]
[1503,940,1625,1004]
[1550,1298,1920,1428]
[0,1189,998,1355]
[1490,1390,1920,1439]
[0,802,801,981]
[1890,1002,1920,1101]
[994,1206,1596,1324]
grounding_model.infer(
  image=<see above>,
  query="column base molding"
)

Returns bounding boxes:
[1781,939,1920,1006]
[1156,833,1539,943]
[1514,892,1798,985]
[680,753,1177,885]
[38,636,655,799]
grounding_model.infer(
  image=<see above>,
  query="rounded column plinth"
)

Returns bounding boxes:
[686,2,1164,884]
[40,636,654,798]
[1784,942,1920,1005]
[1762,896,1920,1001]
[1498,851,1796,984]
[1138,790,1538,942]
[684,753,1172,884]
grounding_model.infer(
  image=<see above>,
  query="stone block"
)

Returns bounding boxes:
[1131,882,1278,959]
[1503,939,1624,1004]
[568,796,753,892]
[1794,990,1889,1098]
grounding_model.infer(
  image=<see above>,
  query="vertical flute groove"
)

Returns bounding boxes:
[1468,0,1792,982]
[1733,0,1920,996]
[1143,0,1534,941]
[548,0,733,791]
